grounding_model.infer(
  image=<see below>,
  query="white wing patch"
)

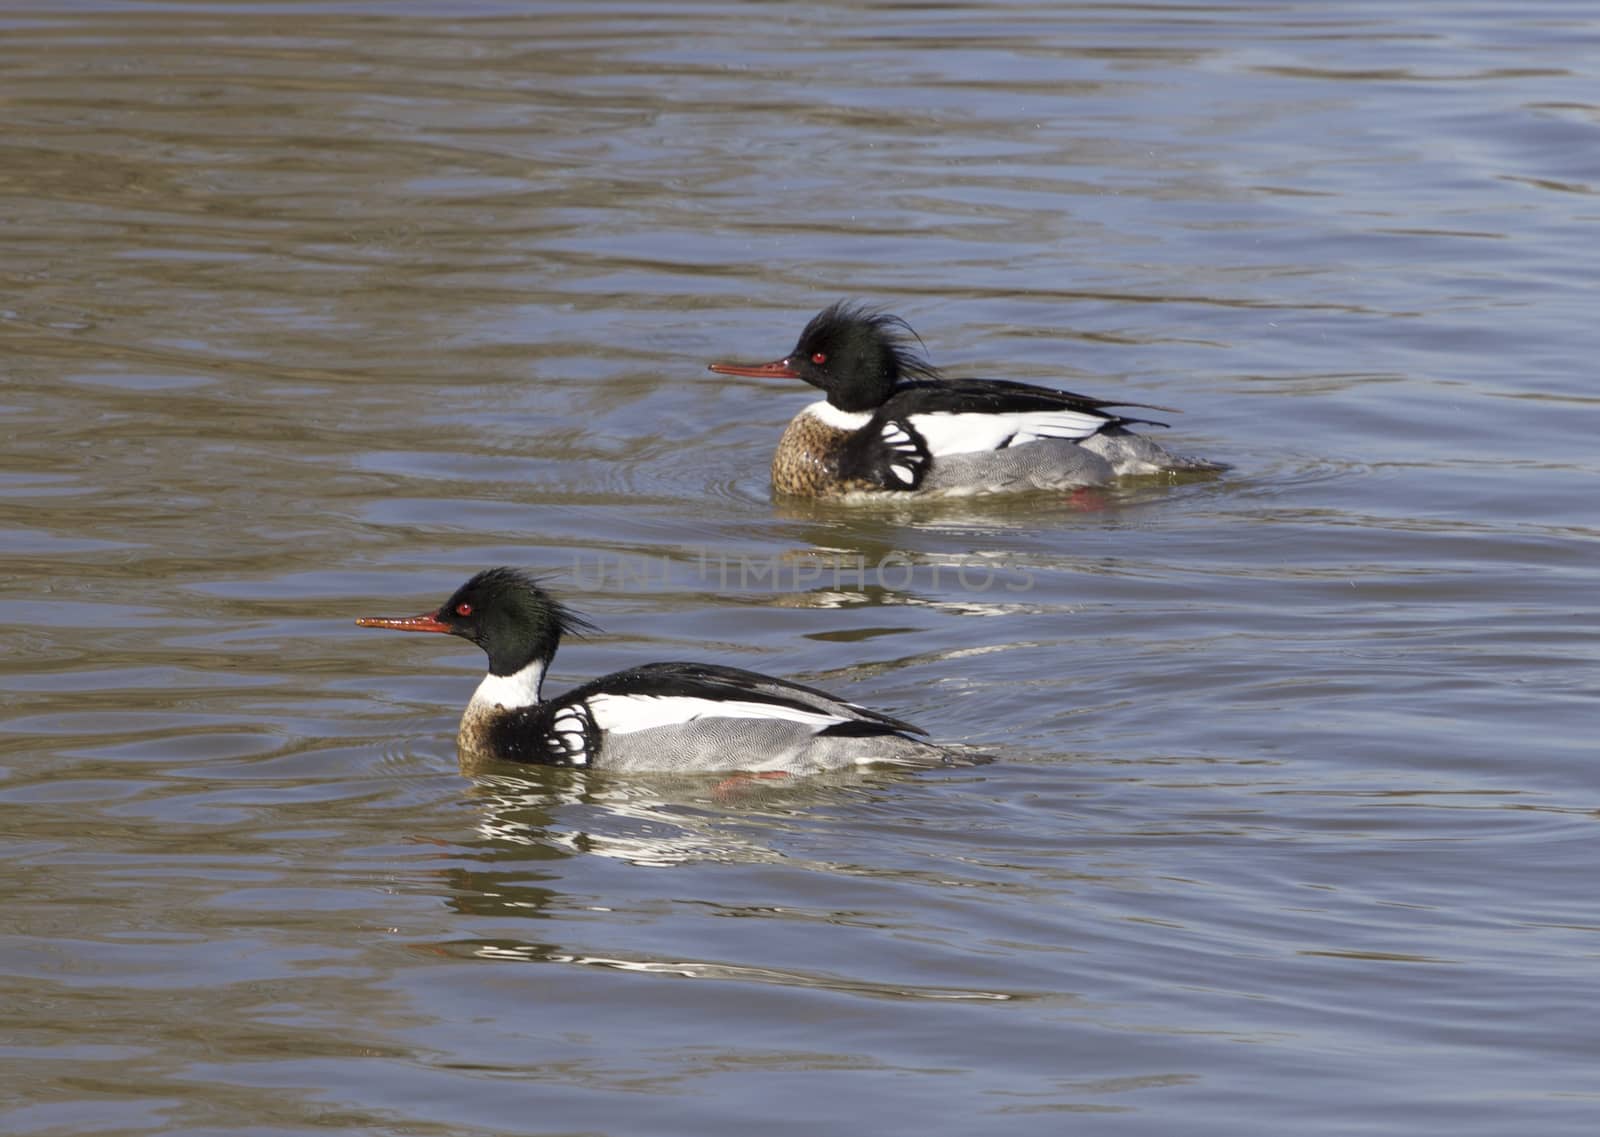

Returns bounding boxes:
[587,693,848,736]
[909,409,1109,457]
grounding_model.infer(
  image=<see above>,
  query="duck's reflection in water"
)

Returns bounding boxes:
[457,758,993,868]
[417,762,1015,1007]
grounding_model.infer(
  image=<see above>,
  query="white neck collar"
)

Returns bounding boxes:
[468,659,546,712]
[804,400,872,431]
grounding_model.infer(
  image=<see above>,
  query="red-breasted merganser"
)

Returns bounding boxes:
[709,302,1220,498]
[356,567,985,773]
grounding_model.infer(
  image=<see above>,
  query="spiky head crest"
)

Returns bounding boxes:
[435,567,599,676]
[788,301,940,411]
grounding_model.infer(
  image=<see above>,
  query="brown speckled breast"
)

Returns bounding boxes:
[456,703,499,768]
[771,411,883,498]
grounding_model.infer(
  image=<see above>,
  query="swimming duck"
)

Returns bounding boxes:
[357,567,983,773]
[709,301,1218,497]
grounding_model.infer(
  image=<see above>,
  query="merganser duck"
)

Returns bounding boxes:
[356,567,983,773]
[709,302,1219,498]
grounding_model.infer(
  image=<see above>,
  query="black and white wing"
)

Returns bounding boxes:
[565,661,925,738]
[882,378,1170,458]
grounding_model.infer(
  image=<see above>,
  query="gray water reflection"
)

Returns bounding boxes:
[4,2,1600,1134]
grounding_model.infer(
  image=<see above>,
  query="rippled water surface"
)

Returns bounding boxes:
[4,2,1598,1133]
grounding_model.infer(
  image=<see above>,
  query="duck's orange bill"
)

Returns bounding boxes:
[707,358,800,379]
[354,612,451,633]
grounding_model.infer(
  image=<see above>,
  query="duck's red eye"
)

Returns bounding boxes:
[454,602,473,617]
[811,351,827,365]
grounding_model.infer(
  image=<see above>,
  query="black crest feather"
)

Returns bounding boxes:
[462,567,601,641]
[801,301,942,384]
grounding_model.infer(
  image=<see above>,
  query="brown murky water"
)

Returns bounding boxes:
[3,3,1598,1134]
